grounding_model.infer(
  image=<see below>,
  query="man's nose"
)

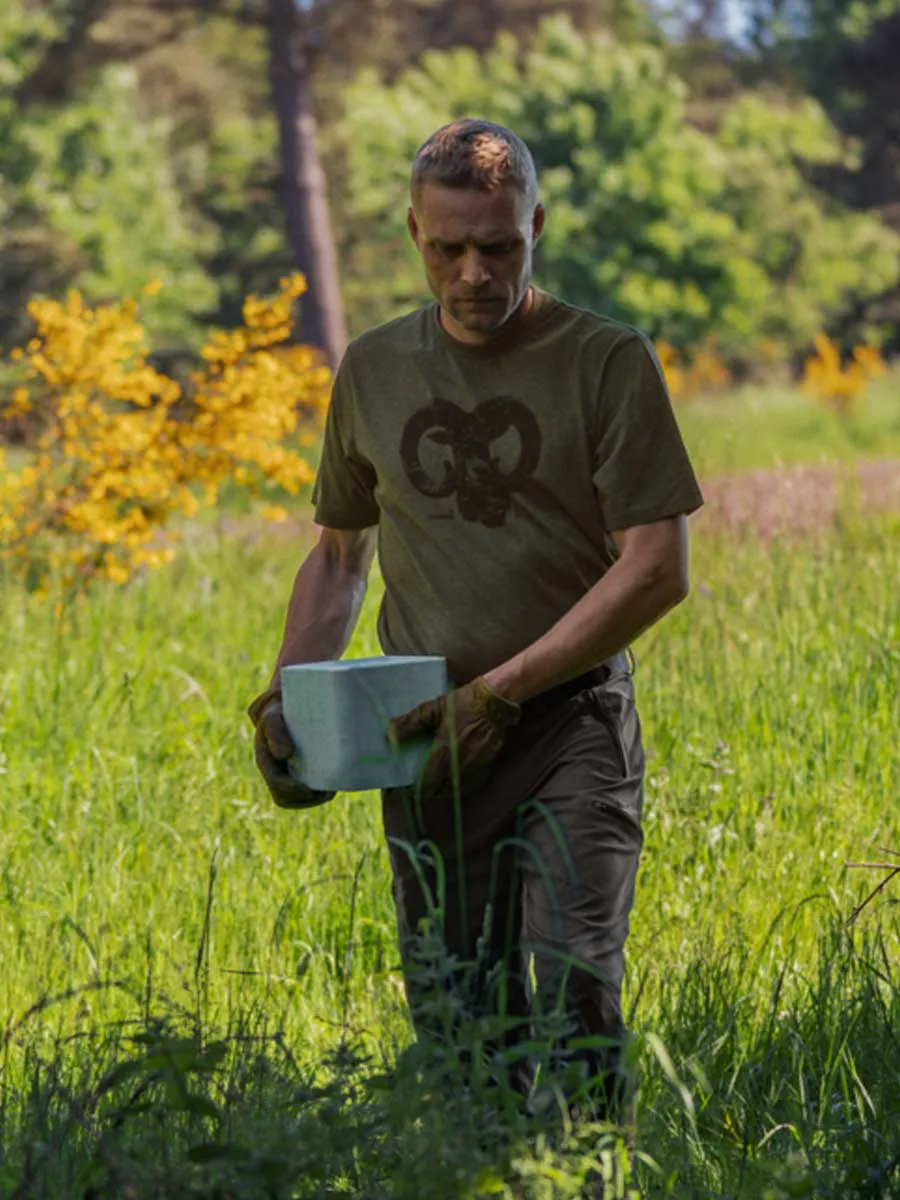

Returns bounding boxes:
[459,249,490,288]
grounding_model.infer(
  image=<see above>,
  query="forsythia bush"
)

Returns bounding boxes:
[659,332,889,414]
[801,333,887,416]
[0,275,330,590]
[656,339,732,402]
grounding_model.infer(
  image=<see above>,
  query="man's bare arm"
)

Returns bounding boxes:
[483,515,690,704]
[269,525,377,688]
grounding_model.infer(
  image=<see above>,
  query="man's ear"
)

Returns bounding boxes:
[531,203,546,246]
[407,207,421,250]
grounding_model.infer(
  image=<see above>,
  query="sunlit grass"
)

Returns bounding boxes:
[677,373,900,475]
[1,506,899,1195]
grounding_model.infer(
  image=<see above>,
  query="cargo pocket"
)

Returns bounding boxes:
[582,686,645,835]
[586,689,629,780]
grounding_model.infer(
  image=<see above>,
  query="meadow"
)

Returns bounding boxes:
[1,394,899,1198]
[674,375,900,476]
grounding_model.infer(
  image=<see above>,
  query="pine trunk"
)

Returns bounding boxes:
[267,0,347,367]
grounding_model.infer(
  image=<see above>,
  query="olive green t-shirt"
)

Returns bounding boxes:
[312,290,703,684]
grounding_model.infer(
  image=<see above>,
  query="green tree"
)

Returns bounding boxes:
[1,2,218,348]
[795,2,900,342]
[333,16,899,358]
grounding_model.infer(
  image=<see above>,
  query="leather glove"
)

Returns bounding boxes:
[247,687,336,810]
[388,676,522,794]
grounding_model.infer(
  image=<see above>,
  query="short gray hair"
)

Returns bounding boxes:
[411,119,539,206]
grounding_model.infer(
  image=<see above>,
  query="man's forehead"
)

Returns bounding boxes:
[415,183,531,238]
[424,223,522,244]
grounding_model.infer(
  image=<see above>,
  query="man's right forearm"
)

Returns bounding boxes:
[268,531,375,689]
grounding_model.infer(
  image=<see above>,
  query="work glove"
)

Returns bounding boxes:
[388,676,522,794]
[247,687,336,810]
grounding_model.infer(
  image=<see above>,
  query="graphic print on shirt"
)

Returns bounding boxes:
[399,397,541,529]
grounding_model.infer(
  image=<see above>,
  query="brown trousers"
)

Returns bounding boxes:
[381,654,644,1117]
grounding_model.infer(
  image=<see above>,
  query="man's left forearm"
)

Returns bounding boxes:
[484,548,688,705]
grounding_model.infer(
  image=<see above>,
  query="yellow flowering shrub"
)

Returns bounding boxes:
[801,333,887,416]
[0,275,330,589]
[655,340,687,401]
[656,338,731,402]
[687,339,732,396]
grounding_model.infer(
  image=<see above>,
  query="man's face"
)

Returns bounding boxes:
[408,182,545,344]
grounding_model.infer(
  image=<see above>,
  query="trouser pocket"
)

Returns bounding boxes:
[585,689,629,779]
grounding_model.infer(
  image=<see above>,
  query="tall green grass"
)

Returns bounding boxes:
[1,510,898,1197]
[676,375,900,474]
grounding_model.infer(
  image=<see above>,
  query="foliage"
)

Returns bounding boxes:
[658,326,889,421]
[333,17,900,360]
[4,2,900,355]
[0,275,329,590]
[800,333,887,416]
[655,338,732,401]
[0,0,655,357]
[735,0,900,345]
[0,506,898,1194]
[0,4,222,347]
[806,0,900,40]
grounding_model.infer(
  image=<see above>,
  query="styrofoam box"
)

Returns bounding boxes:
[279,655,448,793]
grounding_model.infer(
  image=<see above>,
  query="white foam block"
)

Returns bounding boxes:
[279,655,448,793]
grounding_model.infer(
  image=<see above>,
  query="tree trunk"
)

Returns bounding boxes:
[267,0,347,367]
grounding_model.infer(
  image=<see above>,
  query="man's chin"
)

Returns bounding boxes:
[452,307,511,333]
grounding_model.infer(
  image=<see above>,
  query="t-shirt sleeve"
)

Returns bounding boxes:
[312,356,380,530]
[591,332,704,532]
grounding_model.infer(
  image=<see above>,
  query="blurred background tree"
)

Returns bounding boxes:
[334,17,898,360]
[665,0,900,343]
[1,0,898,369]
[0,2,218,352]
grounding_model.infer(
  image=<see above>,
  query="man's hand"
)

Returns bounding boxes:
[388,677,522,793]
[247,688,336,810]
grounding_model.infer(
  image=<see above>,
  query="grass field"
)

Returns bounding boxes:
[675,375,900,476]
[2,473,899,1196]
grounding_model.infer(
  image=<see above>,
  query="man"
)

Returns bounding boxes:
[249,119,703,1122]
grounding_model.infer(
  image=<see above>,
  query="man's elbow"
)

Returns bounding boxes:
[662,561,690,609]
[614,516,690,614]
[643,557,689,612]
[668,572,690,609]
